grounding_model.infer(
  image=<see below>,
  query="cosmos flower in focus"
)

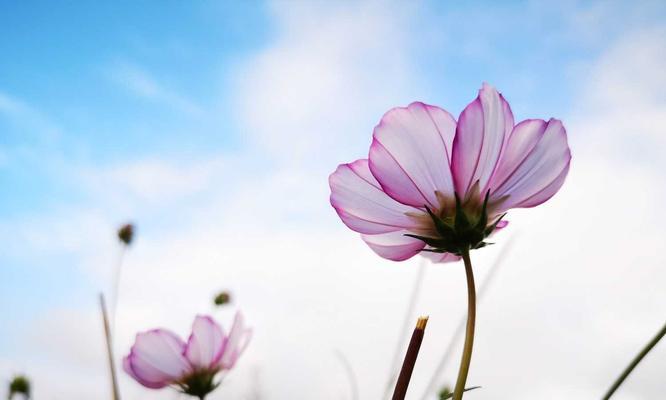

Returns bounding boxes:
[329,83,571,262]
[123,312,251,399]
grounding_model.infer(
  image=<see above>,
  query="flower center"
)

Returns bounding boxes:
[404,189,505,256]
[176,369,220,399]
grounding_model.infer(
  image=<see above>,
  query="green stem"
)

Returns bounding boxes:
[602,320,666,399]
[100,294,121,400]
[453,249,476,400]
[110,245,127,332]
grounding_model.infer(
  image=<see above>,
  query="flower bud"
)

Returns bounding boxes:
[9,375,30,399]
[213,291,231,306]
[117,223,135,246]
[438,386,452,400]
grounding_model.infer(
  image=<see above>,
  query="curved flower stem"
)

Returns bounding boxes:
[419,235,516,400]
[453,248,476,400]
[602,320,666,399]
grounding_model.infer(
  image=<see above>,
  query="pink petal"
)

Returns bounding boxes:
[452,83,514,198]
[489,118,571,211]
[124,329,191,389]
[368,102,457,208]
[487,119,546,190]
[330,159,422,235]
[184,315,226,370]
[360,230,425,261]
[421,251,461,263]
[218,312,252,370]
[123,355,145,385]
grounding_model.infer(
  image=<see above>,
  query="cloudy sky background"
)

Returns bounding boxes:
[1,0,666,399]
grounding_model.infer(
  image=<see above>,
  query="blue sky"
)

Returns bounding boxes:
[1,1,272,327]
[2,1,666,399]
[1,1,267,197]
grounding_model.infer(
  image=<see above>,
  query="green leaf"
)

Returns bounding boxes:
[439,386,482,399]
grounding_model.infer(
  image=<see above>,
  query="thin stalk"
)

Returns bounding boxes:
[100,293,121,400]
[110,245,127,332]
[392,317,429,400]
[419,236,515,400]
[334,349,360,400]
[602,320,666,399]
[383,259,427,400]
[452,249,476,400]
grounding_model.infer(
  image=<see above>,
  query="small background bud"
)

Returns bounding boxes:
[9,375,30,399]
[438,384,480,399]
[438,386,452,400]
[117,223,135,246]
[213,291,231,306]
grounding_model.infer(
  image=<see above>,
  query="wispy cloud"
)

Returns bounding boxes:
[572,26,666,168]
[106,61,205,117]
[232,2,428,166]
[0,91,62,141]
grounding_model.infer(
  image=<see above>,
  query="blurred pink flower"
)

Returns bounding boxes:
[329,83,571,262]
[123,312,251,399]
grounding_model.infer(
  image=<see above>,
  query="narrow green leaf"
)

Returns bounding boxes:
[439,386,482,399]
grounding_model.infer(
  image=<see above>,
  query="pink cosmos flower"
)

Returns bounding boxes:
[329,83,571,262]
[123,312,251,399]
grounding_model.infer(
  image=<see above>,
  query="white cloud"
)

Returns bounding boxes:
[233,1,429,166]
[572,27,666,165]
[76,155,238,205]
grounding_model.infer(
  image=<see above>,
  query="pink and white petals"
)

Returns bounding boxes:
[452,83,514,197]
[361,230,425,262]
[489,118,571,211]
[328,83,571,263]
[329,160,428,261]
[124,313,251,393]
[218,312,252,369]
[369,102,457,208]
[123,329,192,389]
[329,159,421,235]
[185,315,226,370]
[420,251,461,263]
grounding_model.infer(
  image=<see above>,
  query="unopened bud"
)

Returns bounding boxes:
[438,386,452,400]
[213,291,231,306]
[117,223,135,246]
[9,375,30,399]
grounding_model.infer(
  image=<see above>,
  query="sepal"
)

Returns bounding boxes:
[405,189,506,256]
